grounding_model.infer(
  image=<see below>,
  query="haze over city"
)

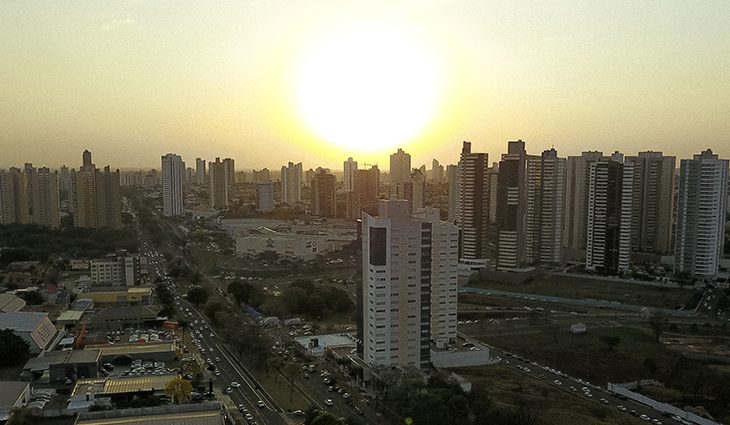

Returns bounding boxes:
[3,1,730,168]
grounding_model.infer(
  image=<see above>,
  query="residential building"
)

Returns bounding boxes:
[0,168,29,224]
[223,158,235,190]
[70,151,122,230]
[674,149,729,279]
[585,158,627,273]
[89,251,141,286]
[161,153,185,217]
[496,140,535,269]
[344,157,358,192]
[362,200,457,369]
[564,151,606,254]
[29,167,60,227]
[446,164,457,222]
[281,161,303,204]
[311,168,336,217]
[486,163,499,224]
[525,148,566,264]
[95,166,122,229]
[349,165,380,218]
[431,159,444,184]
[252,168,270,184]
[209,157,229,209]
[389,148,411,192]
[195,158,206,185]
[256,182,274,212]
[456,142,489,266]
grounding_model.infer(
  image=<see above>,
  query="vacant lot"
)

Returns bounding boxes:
[470,273,697,309]
[453,364,647,425]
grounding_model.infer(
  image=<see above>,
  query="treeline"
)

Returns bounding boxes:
[0,224,138,267]
[228,279,354,320]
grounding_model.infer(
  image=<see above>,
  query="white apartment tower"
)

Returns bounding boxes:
[564,151,606,253]
[161,154,185,217]
[674,149,729,280]
[361,200,458,370]
[525,148,566,264]
[256,182,274,213]
[281,162,303,205]
[343,157,358,192]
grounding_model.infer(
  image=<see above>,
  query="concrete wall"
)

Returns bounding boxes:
[607,383,720,425]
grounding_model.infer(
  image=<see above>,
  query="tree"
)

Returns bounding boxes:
[283,362,303,407]
[643,357,658,377]
[164,377,193,404]
[310,412,345,425]
[6,408,35,425]
[648,315,666,342]
[19,290,44,305]
[599,335,621,352]
[187,287,209,306]
[0,329,31,367]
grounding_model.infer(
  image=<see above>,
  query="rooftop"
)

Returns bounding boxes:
[56,310,84,322]
[76,404,224,425]
[0,293,26,313]
[74,374,178,396]
[0,381,29,408]
[0,311,50,332]
[87,342,175,357]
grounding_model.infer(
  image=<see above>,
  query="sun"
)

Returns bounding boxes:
[295,25,442,153]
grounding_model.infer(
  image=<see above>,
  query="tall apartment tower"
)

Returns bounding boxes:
[161,154,185,217]
[446,164,458,222]
[674,149,729,280]
[311,168,336,217]
[564,151,606,254]
[431,159,444,184]
[95,166,122,230]
[0,168,29,224]
[256,182,274,213]
[406,169,426,213]
[209,158,229,209]
[496,140,535,270]
[456,142,489,266]
[623,152,676,254]
[195,158,206,185]
[525,148,566,264]
[222,158,235,189]
[343,157,358,192]
[585,159,627,273]
[30,167,60,228]
[414,208,459,346]
[281,162,303,205]
[361,200,458,369]
[389,148,411,192]
[486,163,499,224]
[350,165,380,218]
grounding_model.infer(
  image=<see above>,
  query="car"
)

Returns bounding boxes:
[639,414,650,421]
[616,405,627,412]
[651,420,663,424]
[343,392,351,399]
[257,400,266,408]
[238,404,245,411]
[553,380,562,385]
[224,387,232,394]
[599,398,608,404]
[231,382,241,388]
[324,399,334,406]
[293,410,305,416]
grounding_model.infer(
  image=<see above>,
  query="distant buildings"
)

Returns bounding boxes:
[281,162,303,205]
[0,165,60,227]
[564,151,607,254]
[195,158,206,185]
[348,165,380,219]
[89,251,141,287]
[161,153,185,217]
[525,148,566,265]
[585,157,626,273]
[0,168,30,225]
[389,148,411,195]
[361,200,458,370]
[674,149,729,280]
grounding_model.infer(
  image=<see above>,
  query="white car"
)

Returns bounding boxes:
[257,400,266,408]
[324,398,334,406]
[231,382,241,388]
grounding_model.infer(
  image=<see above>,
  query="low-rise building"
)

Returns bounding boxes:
[0,381,30,422]
[82,287,152,305]
[0,293,26,313]
[90,305,161,331]
[0,311,58,353]
[22,349,101,382]
[89,251,141,286]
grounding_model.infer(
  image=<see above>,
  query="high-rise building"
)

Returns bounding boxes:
[674,149,729,280]
[361,200,458,369]
[256,182,274,213]
[195,158,206,185]
[407,169,426,213]
[486,163,499,223]
[343,157,358,192]
[95,166,122,230]
[496,140,536,270]
[252,168,270,184]
[58,165,72,199]
[209,158,229,209]
[431,159,444,184]
[161,153,185,217]
[90,251,140,286]
[446,164,458,222]
[623,152,676,254]
[70,151,122,230]
[564,151,607,254]
[456,142,489,266]
[223,158,235,189]
[30,167,60,228]
[585,159,627,273]
[389,148,411,191]
[525,148,566,264]
[281,162,303,205]
[311,169,336,217]
[349,165,380,218]
[0,168,29,225]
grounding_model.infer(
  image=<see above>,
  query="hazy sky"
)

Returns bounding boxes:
[2,1,730,170]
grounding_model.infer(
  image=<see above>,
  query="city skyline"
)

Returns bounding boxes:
[3,2,730,168]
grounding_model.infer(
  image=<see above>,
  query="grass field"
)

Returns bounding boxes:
[463,324,677,385]
[471,273,697,309]
[250,367,311,411]
[453,364,647,425]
